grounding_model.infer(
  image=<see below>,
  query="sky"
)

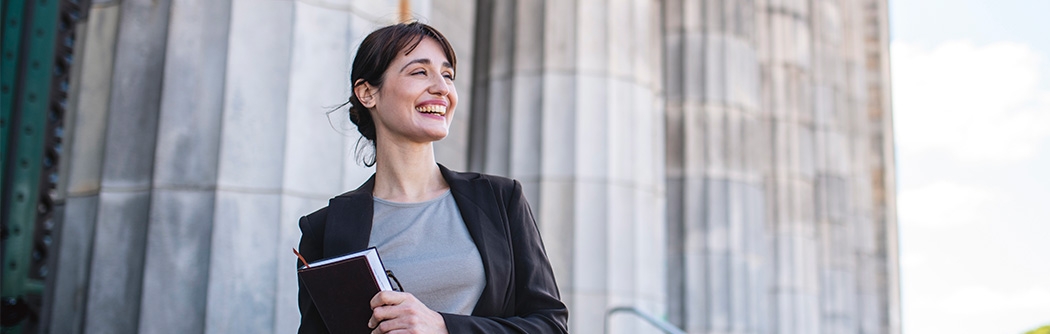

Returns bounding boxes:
[889,0,1050,333]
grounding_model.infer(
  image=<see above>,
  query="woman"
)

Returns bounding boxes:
[297,22,568,333]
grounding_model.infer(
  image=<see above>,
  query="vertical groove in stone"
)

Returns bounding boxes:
[478,0,515,176]
[467,0,493,173]
[662,0,687,325]
[509,0,543,203]
[84,1,173,333]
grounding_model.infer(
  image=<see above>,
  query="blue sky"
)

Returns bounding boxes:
[890,0,1050,333]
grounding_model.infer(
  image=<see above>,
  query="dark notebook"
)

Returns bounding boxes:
[298,247,394,334]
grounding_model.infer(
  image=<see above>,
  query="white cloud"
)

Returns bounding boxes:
[908,285,1050,334]
[897,181,997,229]
[892,40,1050,162]
[940,286,1050,314]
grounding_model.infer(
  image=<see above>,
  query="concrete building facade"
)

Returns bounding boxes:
[46,0,898,333]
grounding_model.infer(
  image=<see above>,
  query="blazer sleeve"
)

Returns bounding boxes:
[297,214,329,334]
[442,180,569,333]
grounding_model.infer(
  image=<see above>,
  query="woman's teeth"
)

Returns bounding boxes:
[416,105,447,115]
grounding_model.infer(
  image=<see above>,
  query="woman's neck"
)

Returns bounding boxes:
[372,141,448,202]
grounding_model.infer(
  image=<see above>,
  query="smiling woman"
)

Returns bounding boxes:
[295,22,569,334]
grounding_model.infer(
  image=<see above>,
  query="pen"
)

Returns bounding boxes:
[292,248,310,268]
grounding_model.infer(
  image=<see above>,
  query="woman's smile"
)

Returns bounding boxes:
[415,100,448,116]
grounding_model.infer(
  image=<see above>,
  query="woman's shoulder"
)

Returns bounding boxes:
[441,165,521,195]
[302,205,329,222]
[299,184,367,229]
[299,206,329,237]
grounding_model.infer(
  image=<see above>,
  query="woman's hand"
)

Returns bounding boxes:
[368,291,449,334]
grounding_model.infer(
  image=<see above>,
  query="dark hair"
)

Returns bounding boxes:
[341,22,457,167]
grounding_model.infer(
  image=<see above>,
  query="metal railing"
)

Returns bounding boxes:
[603,306,687,334]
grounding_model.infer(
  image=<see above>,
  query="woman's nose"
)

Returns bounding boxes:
[429,75,451,96]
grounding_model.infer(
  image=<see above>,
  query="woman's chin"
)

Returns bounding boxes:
[426,132,449,142]
[414,128,449,143]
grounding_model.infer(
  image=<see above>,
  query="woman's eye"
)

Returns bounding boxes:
[411,70,426,76]
[443,73,455,80]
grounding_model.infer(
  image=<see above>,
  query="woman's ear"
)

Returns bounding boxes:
[354,79,378,109]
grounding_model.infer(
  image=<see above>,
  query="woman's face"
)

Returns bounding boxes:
[365,37,457,146]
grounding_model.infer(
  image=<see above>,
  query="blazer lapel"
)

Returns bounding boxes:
[323,175,376,257]
[440,165,512,316]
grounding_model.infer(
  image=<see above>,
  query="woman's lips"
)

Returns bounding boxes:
[415,104,447,116]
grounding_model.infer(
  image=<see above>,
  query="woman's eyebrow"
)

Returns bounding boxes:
[399,58,453,72]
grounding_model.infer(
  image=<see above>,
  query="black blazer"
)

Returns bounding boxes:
[297,165,569,333]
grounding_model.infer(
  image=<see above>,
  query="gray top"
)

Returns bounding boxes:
[368,190,486,315]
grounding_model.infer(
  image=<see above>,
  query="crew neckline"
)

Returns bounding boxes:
[372,189,452,207]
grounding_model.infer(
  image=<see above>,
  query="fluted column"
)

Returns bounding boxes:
[471,1,667,333]
[82,1,172,333]
[665,0,769,332]
[137,0,230,333]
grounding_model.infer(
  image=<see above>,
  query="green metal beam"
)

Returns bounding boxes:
[1,0,27,176]
[2,0,61,331]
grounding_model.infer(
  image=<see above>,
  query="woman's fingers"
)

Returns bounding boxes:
[366,292,447,334]
[368,291,414,329]
[370,291,408,308]
[368,291,398,329]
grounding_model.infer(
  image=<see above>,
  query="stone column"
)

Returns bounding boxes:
[137,0,231,333]
[664,0,769,333]
[471,1,666,333]
[82,1,172,333]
